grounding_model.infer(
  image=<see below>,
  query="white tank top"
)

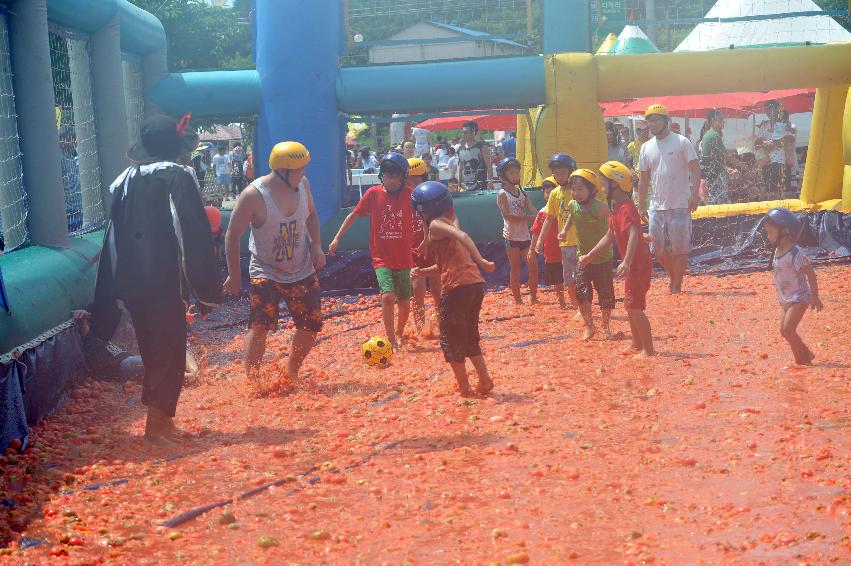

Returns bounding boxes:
[248,178,315,284]
[500,187,531,242]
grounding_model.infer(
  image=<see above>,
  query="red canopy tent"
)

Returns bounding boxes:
[600,89,815,117]
[413,113,519,132]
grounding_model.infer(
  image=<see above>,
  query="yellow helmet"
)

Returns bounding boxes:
[644,104,668,118]
[269,141,310,170]
[542,175,558,187]
[599,161,633,193]
[407,157,427,177]
[569,168,600,191]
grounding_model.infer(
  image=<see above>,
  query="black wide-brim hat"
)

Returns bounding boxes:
[127,114,195,163]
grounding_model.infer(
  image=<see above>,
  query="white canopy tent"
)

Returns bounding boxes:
[675,0,851,52]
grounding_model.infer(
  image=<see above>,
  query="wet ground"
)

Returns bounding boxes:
[1,266,849,565]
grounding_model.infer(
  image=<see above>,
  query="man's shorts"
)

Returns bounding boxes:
[575,262,616,310]
[624,263,652,311]
[543,262,564,286]
[504,239,531,250]
[375,268,413,300]
[649,208,692,256]
[249,274,323,332]
[216,173,231,186]
[560,245,577,285]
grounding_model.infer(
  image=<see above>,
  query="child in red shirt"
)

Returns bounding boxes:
[329,153,413,349]
[580,161,655,357]
[411,181,496,396]
[529,176,566,308]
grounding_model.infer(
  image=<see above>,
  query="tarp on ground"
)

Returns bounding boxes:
[676,0,851,52]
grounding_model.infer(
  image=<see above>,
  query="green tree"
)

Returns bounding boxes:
[127,0,253,71]
[814,0,851,32]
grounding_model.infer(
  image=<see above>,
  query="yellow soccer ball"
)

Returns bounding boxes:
[362,336,393,368]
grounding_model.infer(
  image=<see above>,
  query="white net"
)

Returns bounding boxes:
[0,15,27,251]
[49,25,104,236]
[122,53,144,148]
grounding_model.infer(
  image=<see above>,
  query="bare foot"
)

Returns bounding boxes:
[582,327,596,341]
[633,350,656,359]
[620,345,641,356]
[459,387,476,398]
[143,433,179,449]
[476,377,494,396]
[601,328,613,340]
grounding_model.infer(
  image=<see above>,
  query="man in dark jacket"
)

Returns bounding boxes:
[90,114,222,447]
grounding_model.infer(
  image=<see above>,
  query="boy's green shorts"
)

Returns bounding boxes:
[374,268,413,300]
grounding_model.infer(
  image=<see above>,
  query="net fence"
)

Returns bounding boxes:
[343,0,538,66]
[0,15,26,251]
[122,53,145,149]
[49,24,104,236]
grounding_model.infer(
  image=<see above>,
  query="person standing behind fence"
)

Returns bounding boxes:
[638,104,701,294]
[756,100,794,199]
[230,143,245,197]
[457,121,493,191]
[212,145,231,197]
[699,110,749,205]
[59,126,82,232]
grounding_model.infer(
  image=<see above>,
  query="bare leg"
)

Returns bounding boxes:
[144,407,179,447]
[601,309,612,339]
[449,361,473,395]
[579,302,596,340]
[626,310,641,350]
[396,299,411,342]
[428,274,442,330]
[629,309,655,356]
[287,329,317,379]
[780,303,812,364]
[655,251,673,290]
[669,253,689,294]
[244,327,268,377]
[567,280,578,308]
[527,251,539,304]
[411,276,427,332]
[554,283,567,309]
[469,355,493,395]
[381,292,398,347]
[506,246,523,304]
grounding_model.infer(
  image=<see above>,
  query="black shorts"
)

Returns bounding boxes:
[439,283,485,363]
[248,274,323,332]
[543,262,564,286]
[575,262,615,310]
[504,239,531,250]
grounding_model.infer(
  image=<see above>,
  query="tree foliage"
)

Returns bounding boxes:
[127,0,253,71]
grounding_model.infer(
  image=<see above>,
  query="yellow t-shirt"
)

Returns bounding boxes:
[545,185,578,247]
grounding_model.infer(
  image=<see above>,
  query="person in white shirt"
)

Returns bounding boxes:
[638,104,701,294]
[411,126,430,157]
[211,146,232,195]
[360,147,379,173]
[755,100,795,199]
[434,144,448,167]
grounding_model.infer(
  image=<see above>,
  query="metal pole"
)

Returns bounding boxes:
[646,0,656,44]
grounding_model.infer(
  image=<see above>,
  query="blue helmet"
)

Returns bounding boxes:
[766,207,803,240]
[411,181,452,218]
[379,152,409,181]
[547,152,577,172]
[496,157,521,180]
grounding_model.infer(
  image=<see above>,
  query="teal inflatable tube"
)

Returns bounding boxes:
[319,189,547,251]
[149,70,263,118]
[0,233,102,354]
[45,0,165,55]
[151,56,546,117]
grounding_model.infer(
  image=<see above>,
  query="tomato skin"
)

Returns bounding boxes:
[7,439,22,451]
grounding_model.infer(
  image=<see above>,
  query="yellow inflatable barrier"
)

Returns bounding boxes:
[517,42,851,216]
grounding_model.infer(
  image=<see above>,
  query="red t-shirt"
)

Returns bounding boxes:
[609,199,651,272]
[530,208,561,264]
[353,185,414,269]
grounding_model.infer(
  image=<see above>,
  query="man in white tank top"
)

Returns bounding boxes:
[224,141,326,387]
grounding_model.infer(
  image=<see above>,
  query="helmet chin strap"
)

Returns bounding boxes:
[275,169,298,191]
